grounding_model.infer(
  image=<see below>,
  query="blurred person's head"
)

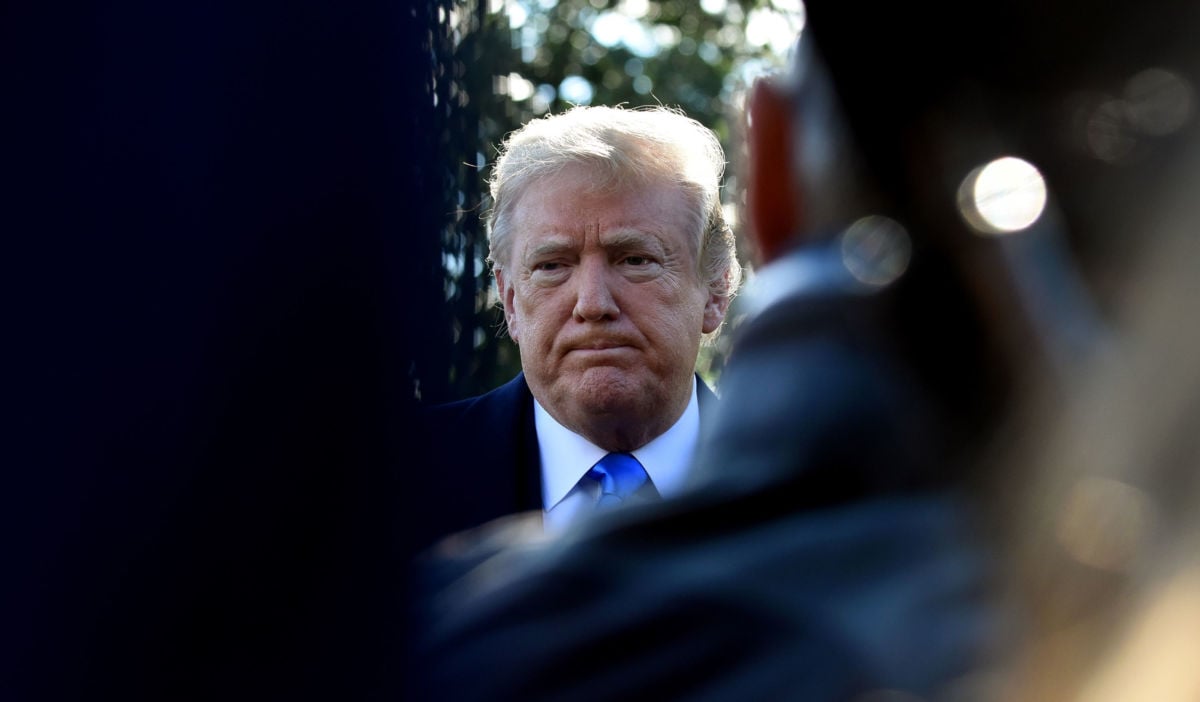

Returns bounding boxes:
[487,106,740,451]
[741,0,1200,452]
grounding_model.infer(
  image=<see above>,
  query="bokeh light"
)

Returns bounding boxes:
[590,7,658,57]
[618,0,650,18]
[559,75,595,104]
[1056,476,1154,572]
[532,83,556,114]
[1125,67,1195,137]
[506,72,535,101]
[957,156,1048,235]
[501,0,528,28]
[839,215,911,287]
[1087,98,1137,163]
[1072,68,1195,163]
[745,3,805,56]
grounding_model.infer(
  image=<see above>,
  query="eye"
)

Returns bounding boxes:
[534,261,564,272]
[622,256,651,266]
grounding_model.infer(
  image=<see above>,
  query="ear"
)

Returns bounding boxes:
[701,271,732,335]
[746,78,801,265]
[495,268,520,343]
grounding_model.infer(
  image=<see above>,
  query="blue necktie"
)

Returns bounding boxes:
[584,453,658,509]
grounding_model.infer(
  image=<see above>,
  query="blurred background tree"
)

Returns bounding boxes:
[415,0,804,402]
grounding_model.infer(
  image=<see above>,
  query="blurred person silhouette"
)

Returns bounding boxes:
[414,106,740,551]
[415,1,1200,700]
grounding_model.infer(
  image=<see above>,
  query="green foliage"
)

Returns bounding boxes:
[489,0,802,137]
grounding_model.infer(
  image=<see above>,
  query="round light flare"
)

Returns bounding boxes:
[506,72,536,102]
[839,215,911,288]
[1126,67,1195,137]
[745,6,805,56]
[957,156,1048,235]
[558,75,594,105]
[1055,476,1154,573]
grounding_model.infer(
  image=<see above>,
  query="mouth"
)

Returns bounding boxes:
[566,339,636,355]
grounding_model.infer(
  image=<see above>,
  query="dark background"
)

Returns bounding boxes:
[5,1,428,699]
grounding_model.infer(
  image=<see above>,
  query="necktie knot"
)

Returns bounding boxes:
[585,453,656,509]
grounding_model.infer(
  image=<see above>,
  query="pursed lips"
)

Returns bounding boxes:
[564,339,636,354]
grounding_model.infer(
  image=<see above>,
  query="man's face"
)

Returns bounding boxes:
[496,163,727,452]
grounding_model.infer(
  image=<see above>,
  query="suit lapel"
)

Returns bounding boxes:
[511,374,544,512]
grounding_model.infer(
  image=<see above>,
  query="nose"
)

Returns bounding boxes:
[572,258,620,322]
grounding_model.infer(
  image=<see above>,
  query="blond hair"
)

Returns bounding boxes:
[487,105,741,314]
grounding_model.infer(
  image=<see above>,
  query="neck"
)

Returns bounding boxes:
[563,385,693,453]
[577,424,662,454]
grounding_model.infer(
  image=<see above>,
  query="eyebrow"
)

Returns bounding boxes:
[521,229,669,265]
[600,230,666,253]
[525,239,576,262]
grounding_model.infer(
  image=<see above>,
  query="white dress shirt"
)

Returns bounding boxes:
[537,378,701,534]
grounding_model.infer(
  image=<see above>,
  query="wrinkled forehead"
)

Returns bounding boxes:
[517,160,698,212]
[509,164,703,249]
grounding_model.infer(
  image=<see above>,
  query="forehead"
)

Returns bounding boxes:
[510,164,698,252]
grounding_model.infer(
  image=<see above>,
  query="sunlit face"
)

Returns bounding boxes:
[496,163,728,452]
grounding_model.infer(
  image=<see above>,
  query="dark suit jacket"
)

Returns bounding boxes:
[412,372,718,553]
[414,246,1002,701]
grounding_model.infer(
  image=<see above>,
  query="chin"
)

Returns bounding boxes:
[568,368,654,415]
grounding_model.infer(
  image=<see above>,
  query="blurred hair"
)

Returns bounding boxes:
[486,105,741,330]
[772,34,872,236]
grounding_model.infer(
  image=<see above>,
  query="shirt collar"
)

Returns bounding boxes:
[537,378,701,511]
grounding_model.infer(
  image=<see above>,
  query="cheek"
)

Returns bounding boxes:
[640,288,708,343]
[513,289,561,348]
